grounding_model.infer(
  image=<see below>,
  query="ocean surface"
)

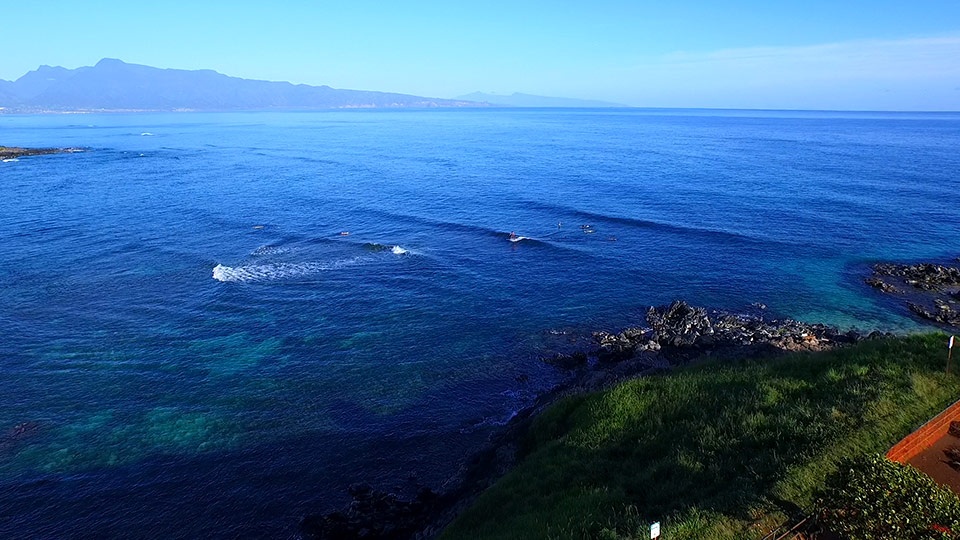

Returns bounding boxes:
[1,108,959,538]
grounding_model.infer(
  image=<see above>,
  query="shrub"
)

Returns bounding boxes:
[816,454,960,539]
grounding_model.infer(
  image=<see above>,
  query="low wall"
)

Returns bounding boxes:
[888,399,960,463]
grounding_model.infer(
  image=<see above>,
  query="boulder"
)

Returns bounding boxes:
[593,331,638,363]
[646,301,711,345]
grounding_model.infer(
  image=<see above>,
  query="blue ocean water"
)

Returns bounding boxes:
[1,109,958,537]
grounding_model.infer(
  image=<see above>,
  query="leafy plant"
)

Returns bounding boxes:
[816,454,960,539]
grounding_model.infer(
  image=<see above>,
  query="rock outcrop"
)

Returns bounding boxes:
[866,261,960,328]
[0,146,84,159]
[871,263,960,290]
[588,300,866,364]
[536,300,884,395]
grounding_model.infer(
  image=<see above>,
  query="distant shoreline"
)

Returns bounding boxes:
[300,300,894,539]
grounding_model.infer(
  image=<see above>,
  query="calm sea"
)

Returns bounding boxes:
[1,109,958,538]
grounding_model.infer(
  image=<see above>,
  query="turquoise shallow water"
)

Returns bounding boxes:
[1,109,958,537]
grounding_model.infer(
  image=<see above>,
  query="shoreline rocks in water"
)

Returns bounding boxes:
[300,396,544,540]
[300,484,444,540]
[548,300,882,392]
[301,300,883,539]
[0,146,85,160]
[866,261,960,328]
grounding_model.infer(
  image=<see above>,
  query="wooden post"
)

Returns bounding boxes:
[949,336,955,375]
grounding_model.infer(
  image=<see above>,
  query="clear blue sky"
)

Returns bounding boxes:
[4,0,960,110]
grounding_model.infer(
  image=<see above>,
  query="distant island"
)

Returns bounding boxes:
[0,59,484,113]
[456,92,626,108]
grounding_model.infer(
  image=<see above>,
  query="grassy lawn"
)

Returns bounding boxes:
[441,334,960,539]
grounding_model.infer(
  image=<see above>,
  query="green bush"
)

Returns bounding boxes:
[816,454,960,539]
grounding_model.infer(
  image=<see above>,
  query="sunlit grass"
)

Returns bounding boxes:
[442,333,960,539]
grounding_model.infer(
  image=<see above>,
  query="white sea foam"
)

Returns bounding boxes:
[213,258,360,283]
[250,245,292,256]
[391,245,408,255]
[140,132,154,136]
[460,410,520,433]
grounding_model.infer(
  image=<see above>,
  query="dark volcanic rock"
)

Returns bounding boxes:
[301,391,554,540]
[0,146,84,159]
[867,260,960,329]
[647,300,711,347]
[865,276,900,294]
[543,351,587,369]
[549,300,876,375]
[909,301,960,327]
[644,300,861,355]
[872,263,960,290]
[301,484,443,540]
[592,330,640,363]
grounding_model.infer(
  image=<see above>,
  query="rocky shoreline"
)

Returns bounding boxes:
[300,300,889,539]
[0,145,85,160]
[549,300,880,389]
[865,260,960,328]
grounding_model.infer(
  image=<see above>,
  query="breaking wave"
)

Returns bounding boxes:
[212,259,360,283]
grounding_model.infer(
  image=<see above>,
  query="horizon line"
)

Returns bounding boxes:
[2,105,959,114]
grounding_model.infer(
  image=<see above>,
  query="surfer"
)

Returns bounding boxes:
[509,231,517,241]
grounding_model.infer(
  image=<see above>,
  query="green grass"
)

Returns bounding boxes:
[441,334,960,540]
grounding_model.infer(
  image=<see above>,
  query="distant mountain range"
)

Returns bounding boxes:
[0,59,631,112]
[456,92,626,108]
[0,59,482,112]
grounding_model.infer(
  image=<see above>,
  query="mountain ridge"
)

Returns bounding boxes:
[0,59,482,112]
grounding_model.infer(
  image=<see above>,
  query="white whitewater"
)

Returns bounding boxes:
[213,258,360,283]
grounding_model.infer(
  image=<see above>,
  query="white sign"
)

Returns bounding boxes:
[951,336,955,349]
[650,521,660,539]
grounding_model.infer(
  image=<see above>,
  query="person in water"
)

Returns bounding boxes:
[509,231,517,240]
